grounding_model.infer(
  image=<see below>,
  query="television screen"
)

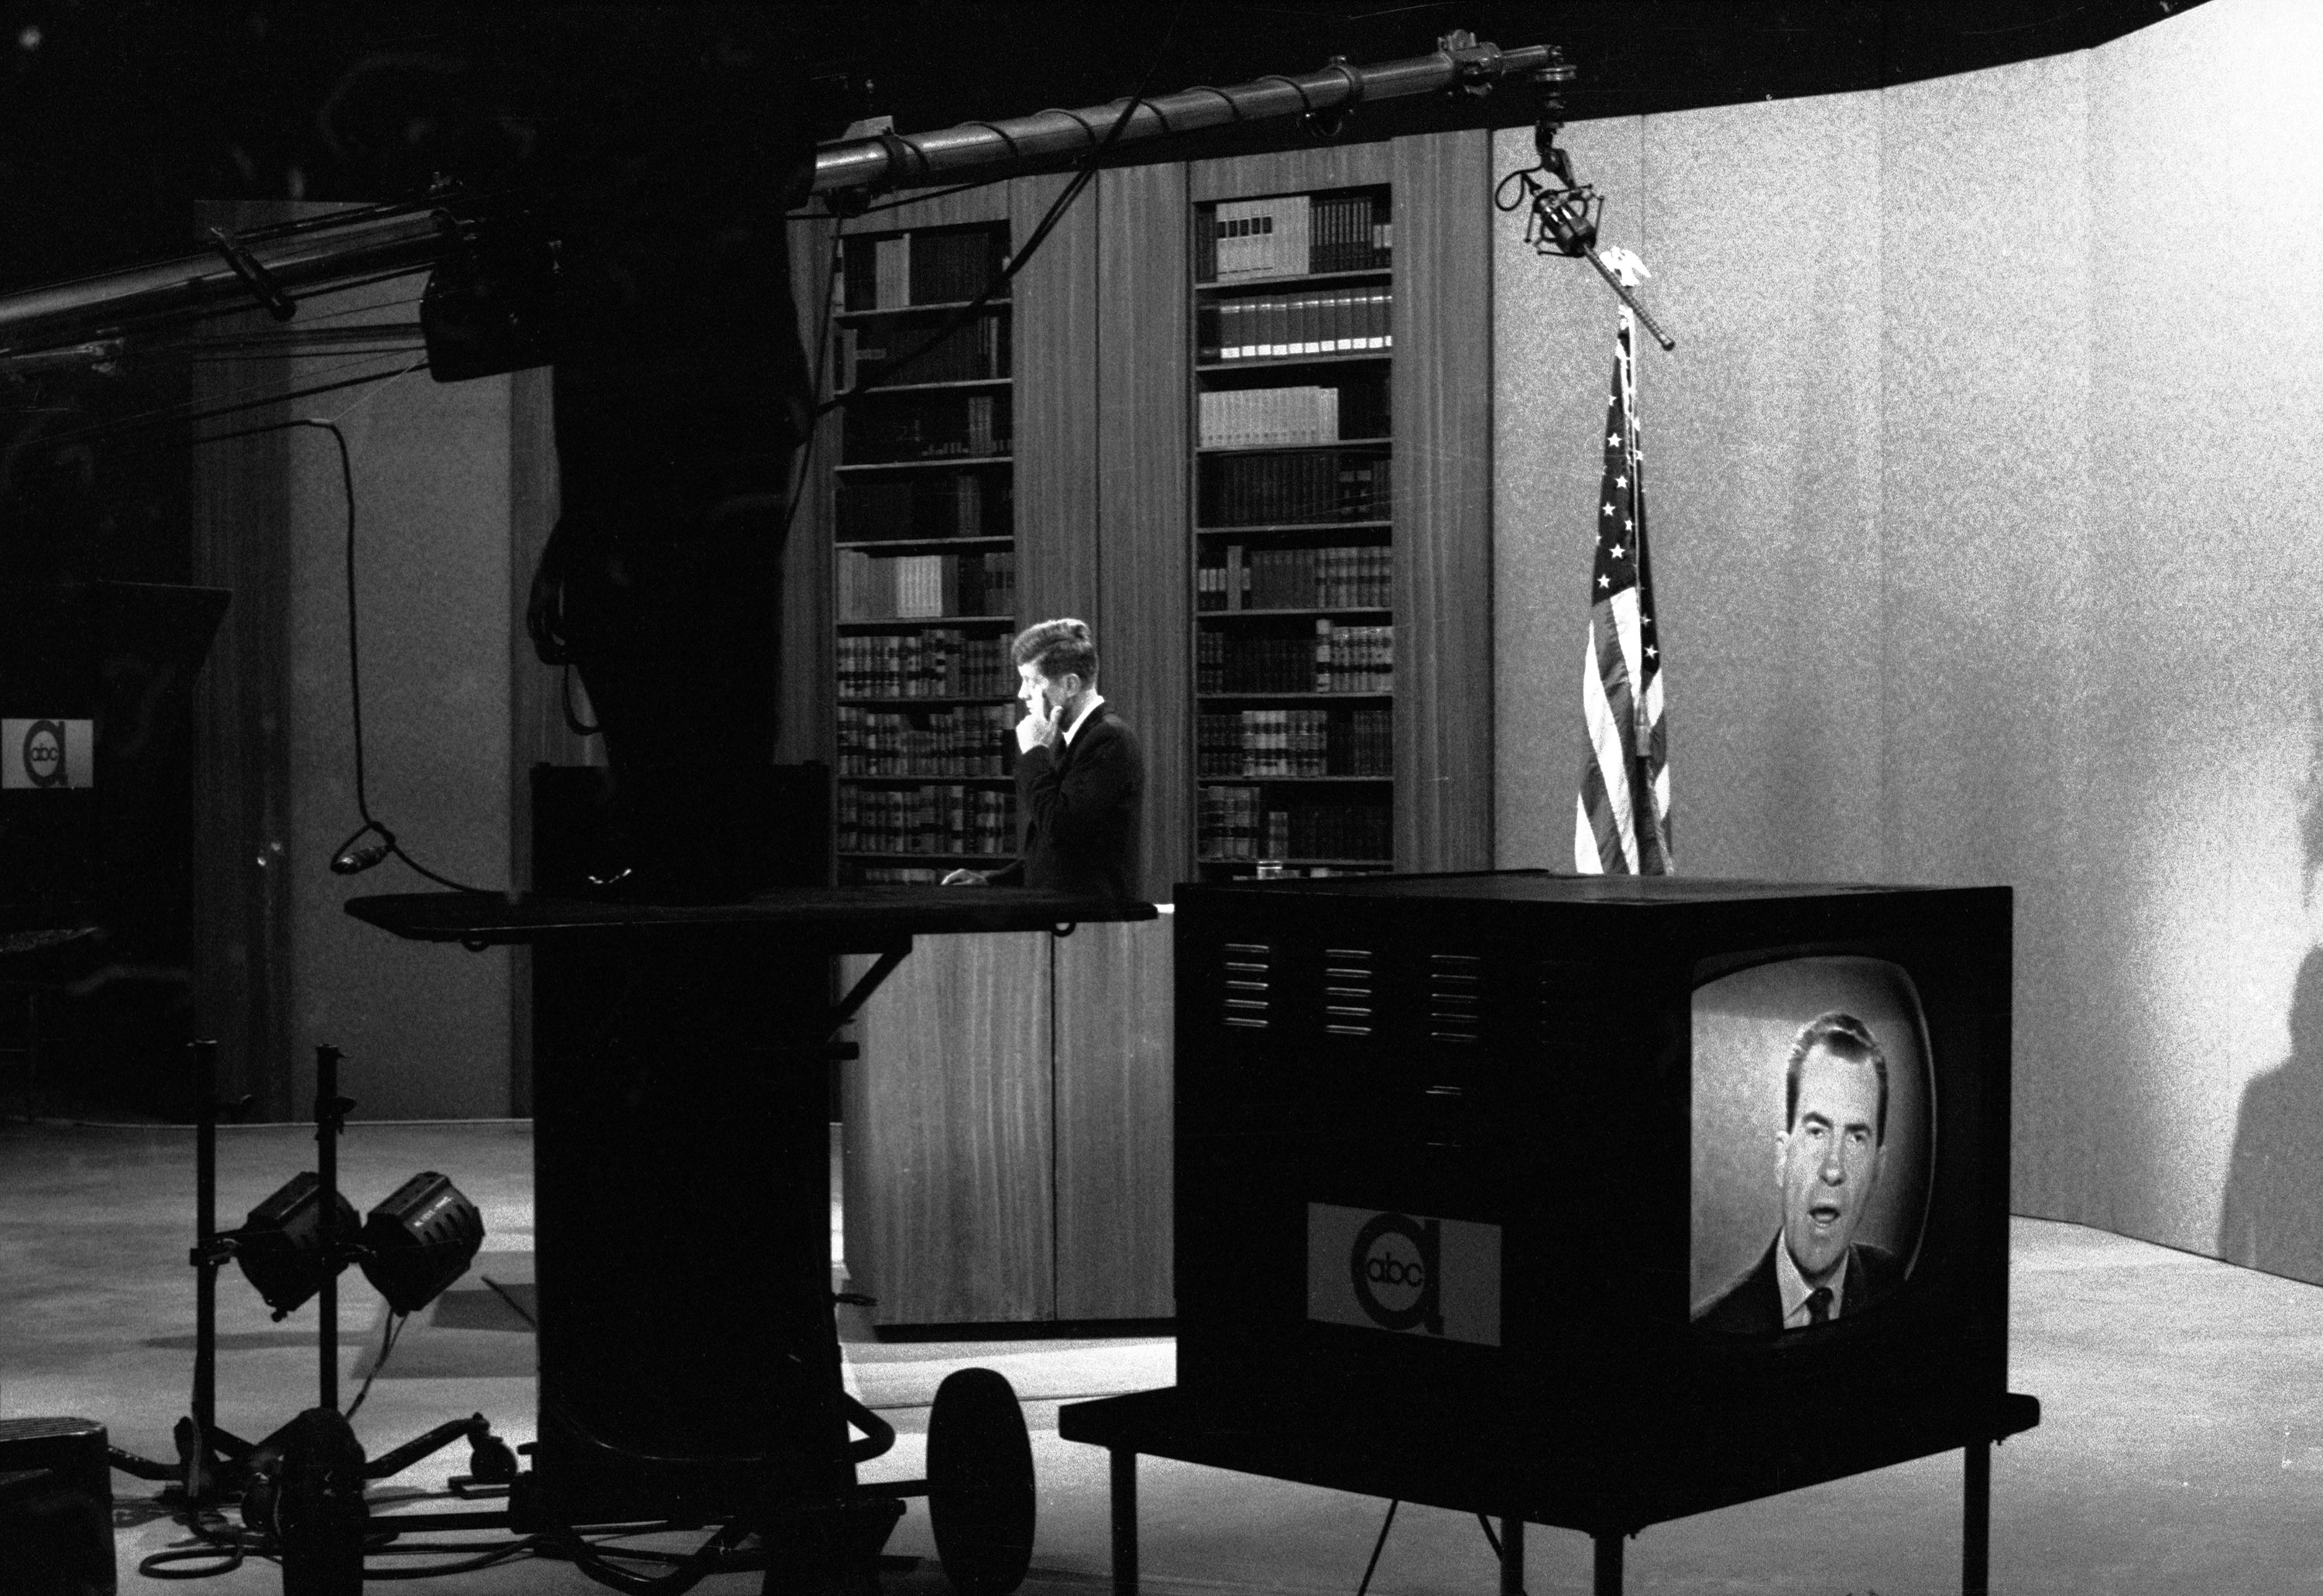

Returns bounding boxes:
[1689,956,1934,1334]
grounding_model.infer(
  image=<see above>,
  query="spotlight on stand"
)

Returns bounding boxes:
[230,1175,361,1320]
[358,1172,486,1315]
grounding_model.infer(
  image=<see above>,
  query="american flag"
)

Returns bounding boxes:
[1575,313,1672,874]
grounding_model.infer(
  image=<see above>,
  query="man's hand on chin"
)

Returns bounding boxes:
[941,868,989,887]
[1016,700,1058,754]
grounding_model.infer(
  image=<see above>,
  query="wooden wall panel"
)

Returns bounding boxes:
[1054,915,1175,1320]
[1010,173,1102,632]
[841,932,1055,1325]
[1096,163,1192,899]
[1391,129,1495,871]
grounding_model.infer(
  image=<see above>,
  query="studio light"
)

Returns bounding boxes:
[225,1170,485,1320]
[358,1172,486,1316]
[230,1174,360,1319]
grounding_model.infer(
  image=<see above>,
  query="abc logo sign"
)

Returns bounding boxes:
[2,719,93,791]
[1350,1211,1441,1333]
[1306,1202,1501,1347]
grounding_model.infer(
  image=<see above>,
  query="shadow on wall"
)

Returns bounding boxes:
[2220,724,2323,1280]
[2219,946,2323,1280]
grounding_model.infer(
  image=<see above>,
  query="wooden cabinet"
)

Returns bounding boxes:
[839,932,1054,1325]
[839,917,1173,1327]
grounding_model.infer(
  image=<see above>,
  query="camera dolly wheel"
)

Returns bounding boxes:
[926,1368,1035,1596]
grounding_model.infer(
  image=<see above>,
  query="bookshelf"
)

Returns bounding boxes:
[1190,183,1398,880]
[829,219,1020,884]
[779,143,1491,1328]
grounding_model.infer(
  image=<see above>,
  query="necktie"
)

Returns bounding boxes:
[1806,1286,1832,1325]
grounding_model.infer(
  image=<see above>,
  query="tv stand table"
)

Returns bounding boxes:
[1059,1385,2039,1596]
[347,886,1155,1577]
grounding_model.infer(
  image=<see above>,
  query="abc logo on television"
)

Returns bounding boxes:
[1350,1210,1442,1333]
[2,719,94,791]
[1306,1202,1501,1347]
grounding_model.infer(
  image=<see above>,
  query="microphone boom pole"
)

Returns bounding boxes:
[809,32,1565,197]
[0,31,1564,371]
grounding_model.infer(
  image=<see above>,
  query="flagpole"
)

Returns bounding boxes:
[1619,304,1645,764]
[1618,305,1656,869]
[1574,258,1671,877]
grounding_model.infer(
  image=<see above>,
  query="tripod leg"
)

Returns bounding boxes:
[314,1044,346,1416]
[192,1039,221,1440]
[1594,1529,1623,1596]
[1111,1448,1138,1596]
[1964,1438,1991,1596]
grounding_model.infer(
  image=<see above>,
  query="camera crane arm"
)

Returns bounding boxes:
[0,31,1567,375]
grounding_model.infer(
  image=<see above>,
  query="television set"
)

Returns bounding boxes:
[1169,870,2014,1512]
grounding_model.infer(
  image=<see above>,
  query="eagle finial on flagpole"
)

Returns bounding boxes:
[1596,245,1650,290]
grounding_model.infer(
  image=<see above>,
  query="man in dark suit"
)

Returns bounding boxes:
[1696,1012,1904,1333]
[943,618,1143,901]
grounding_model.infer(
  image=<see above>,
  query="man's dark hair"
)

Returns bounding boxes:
[1013,617,1098,683]
[1784,1011,1888,1145]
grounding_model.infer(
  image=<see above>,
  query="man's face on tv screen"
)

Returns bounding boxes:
[1777,1045,1884,1282]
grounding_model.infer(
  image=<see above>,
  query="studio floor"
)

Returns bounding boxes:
[4,1117,2322,1594]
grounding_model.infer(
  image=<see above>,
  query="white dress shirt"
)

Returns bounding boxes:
[1775,1238,1849,1328]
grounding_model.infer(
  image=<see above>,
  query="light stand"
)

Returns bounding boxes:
[108,1041,519,1588]
[108,1038,257,1503]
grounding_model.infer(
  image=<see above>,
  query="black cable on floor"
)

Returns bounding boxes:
[341,1308,408,1421]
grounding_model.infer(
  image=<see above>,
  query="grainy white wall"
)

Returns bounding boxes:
[1493,0,2323,1279]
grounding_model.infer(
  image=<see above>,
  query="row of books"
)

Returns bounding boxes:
[1196,789,1392,862]
[1196,708,1393,778]
[1198,290,1392,362]
[836,705,1017,777]
[1197,624,1394,695]
[1199,786,1286,860]
[836,551,1017,621]
[1197,544,1390,611]
[1197,191,1391,281]
[1199,386,1336,448]
[839,472,1011,543]
[836,630,1016,700]
[838,784,1017,859]
[844,393,1010,464]
[837,312,1009,390]
[1199,452,1391,527]
[854,865,947,884]
[843,228,1010,311]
